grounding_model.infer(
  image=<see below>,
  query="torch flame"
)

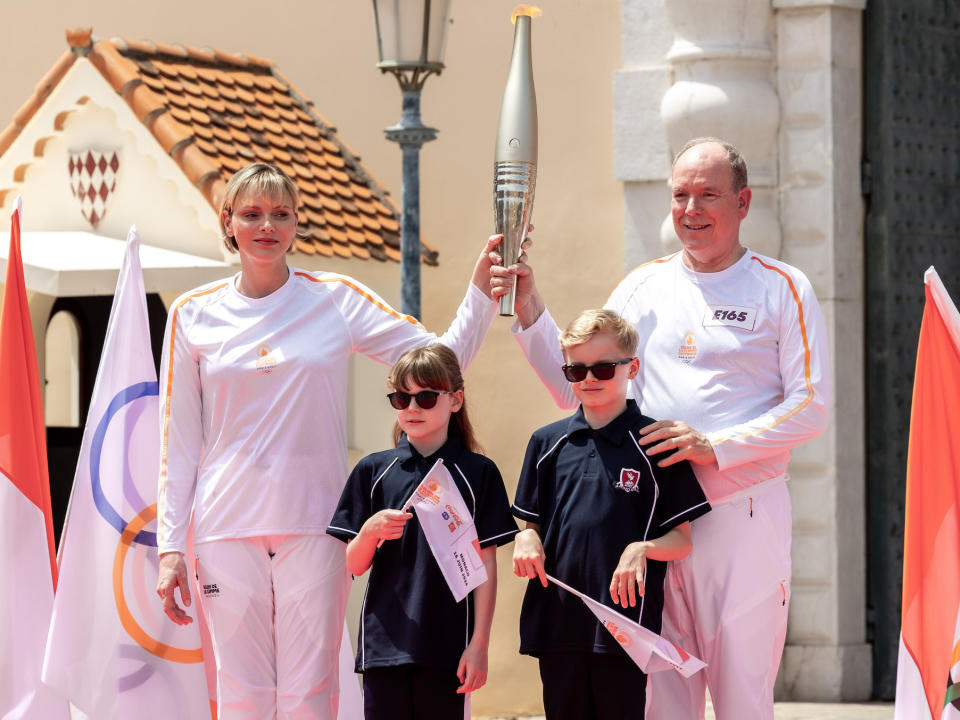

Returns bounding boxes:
[511,5,542,23]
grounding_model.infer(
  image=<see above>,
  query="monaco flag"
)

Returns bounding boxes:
[547,574,706,678]
[895,267,960,719]
[0,198,70,718]
[41,227,213,719]
[402,459,488,602]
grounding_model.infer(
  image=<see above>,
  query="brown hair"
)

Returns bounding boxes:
[559,308,639,356]
[219,163,300,253]
[388,344,482,454]
[673,137,749,192]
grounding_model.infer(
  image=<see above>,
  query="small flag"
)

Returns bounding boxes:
[894,267,960,720]
[404,459,488,602]
[0,197,70,718]
[547,573,706,678]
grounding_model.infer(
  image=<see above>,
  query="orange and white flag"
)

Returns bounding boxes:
[894,267,960,720]
[0,198,70,719]
[547,573,706,678]
[403,458,488,602]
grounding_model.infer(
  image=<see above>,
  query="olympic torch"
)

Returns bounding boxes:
[494,5,540,316]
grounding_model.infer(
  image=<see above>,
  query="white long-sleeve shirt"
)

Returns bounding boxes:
[157,269,497,554]
[514,250,830,504]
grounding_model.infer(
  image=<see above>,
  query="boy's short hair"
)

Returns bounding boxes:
[559,309,639,356]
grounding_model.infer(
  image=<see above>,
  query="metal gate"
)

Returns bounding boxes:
[864,0,960,698]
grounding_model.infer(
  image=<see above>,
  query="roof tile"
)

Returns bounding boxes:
[0,29,436,265]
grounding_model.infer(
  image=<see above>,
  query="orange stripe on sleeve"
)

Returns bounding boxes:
[605,253,679,307]
[158,283,228,497]
[710,257,816,445]
[294,271,421,326]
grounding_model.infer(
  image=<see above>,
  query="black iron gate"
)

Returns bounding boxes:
[863,0,960,699]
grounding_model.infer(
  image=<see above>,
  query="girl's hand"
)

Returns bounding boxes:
[360,509,412,544]
[456,639,489,694]
[512,528,547,587]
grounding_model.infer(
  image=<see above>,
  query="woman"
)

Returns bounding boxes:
[155,163,499,719]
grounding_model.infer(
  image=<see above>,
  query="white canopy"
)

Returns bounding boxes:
[0,231,231,297]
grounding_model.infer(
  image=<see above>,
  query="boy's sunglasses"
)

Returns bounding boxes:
[386,390,452,410]
[561,358,634,383]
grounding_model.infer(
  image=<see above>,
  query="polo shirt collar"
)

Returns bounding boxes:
[395,433,466,465]
[564,399,643,445]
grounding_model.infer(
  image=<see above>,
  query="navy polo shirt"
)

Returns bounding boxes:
[328,434,518,672]
[512,399,710,657]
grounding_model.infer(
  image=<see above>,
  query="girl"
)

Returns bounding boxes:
[155,163,500,719]
[328,344,518,719]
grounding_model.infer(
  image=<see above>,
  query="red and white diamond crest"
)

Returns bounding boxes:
[68,149,119,228]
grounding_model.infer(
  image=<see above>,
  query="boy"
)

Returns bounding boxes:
[511,309,710,720]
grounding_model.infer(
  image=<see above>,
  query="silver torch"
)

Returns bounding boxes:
[494,5,540,316]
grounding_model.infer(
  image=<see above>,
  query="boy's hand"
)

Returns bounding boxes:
[610,542,649,608]
[360,509,412,544]
[456,639,489,693]
[512,528,547,587]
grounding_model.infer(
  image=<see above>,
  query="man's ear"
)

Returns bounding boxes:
[737,187,752,218]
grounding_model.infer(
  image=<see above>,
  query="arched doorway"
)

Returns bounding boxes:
[44,294,168,545]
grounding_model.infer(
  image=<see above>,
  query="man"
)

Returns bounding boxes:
[490,138,830,720]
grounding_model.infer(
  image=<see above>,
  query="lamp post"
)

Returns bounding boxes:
[372,0,451,321]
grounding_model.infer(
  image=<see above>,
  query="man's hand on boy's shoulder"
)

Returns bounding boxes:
[609,541,649,608]
[512,526,548,587]
[638,420,717,468]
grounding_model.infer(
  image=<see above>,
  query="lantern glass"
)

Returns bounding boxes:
[373,0,451,69]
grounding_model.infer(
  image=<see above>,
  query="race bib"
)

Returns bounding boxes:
[702,305,757,331]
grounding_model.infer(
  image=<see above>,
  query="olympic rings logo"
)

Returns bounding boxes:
[92,382,202,665]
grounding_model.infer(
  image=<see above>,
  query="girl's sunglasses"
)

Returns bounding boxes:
[386,390,452,410]
[561,358,634,383]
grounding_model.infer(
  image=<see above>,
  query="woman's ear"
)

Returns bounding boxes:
[450,389,464,413]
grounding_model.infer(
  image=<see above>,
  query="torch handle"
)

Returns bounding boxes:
[494,160,537,316]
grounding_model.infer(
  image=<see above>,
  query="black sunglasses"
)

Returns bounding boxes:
[386,390,452,410]
[561,358,634,383]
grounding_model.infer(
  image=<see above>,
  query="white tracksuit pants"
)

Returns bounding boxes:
[195,534,351,720]
[647,479,792,720]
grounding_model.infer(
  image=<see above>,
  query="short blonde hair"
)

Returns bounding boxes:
[559,309,639,356]
[219,163,300,253]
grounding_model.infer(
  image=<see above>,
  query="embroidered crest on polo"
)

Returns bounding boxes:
[702,304,758,331]
[615,468,641,493]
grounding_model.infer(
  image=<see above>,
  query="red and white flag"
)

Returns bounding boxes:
[403,459,488,602]
[41,227,213,719]
[0,198,70,719]
[895,267,960,719]
[547,573,706,678]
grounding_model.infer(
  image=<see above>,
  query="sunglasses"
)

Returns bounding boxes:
[386,390,453,410]
[561,358,634,383]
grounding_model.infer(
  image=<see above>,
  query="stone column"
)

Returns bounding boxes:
[658,0,781,258]
[613,0,675,269]
[773,0,871,701]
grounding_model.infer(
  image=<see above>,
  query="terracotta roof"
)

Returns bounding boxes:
[0,27,434,264]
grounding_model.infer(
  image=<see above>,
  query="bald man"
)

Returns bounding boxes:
[491,138,830,720]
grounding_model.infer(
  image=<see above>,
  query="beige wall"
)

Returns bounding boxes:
[0,2,622,715]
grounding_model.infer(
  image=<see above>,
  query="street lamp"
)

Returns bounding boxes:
[372,0,451,320]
